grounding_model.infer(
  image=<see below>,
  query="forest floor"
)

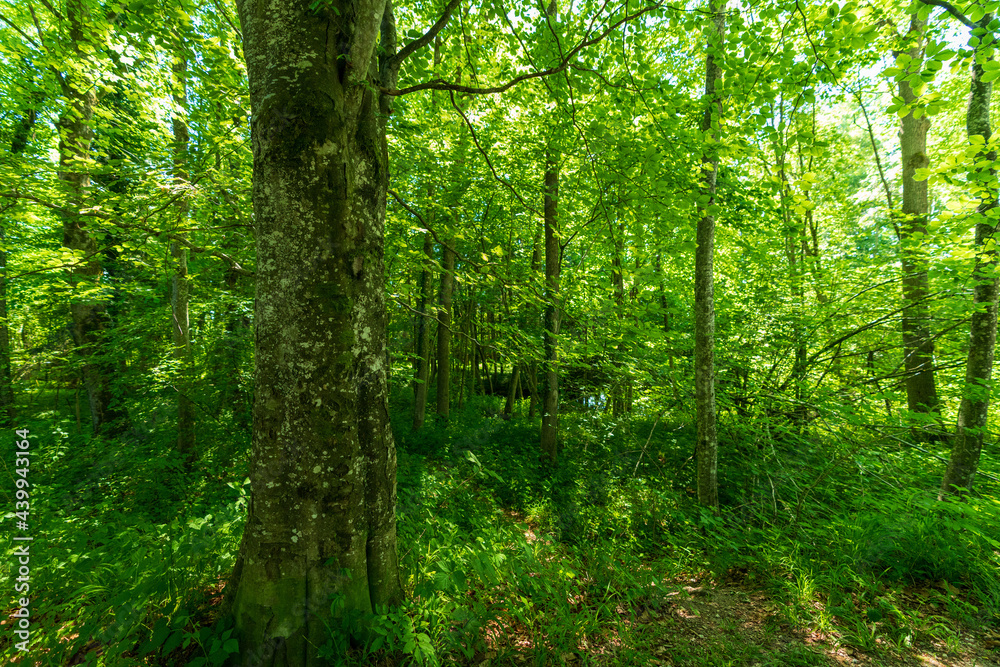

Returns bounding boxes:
[628,576,999,667]
[472,515,1000,667]
[474,570,1000,667]
[3,401,998,667]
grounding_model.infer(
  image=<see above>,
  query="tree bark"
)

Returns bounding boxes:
[941,15,997,498]
[695,0,725,510]
[540,150,561,464]
[227,1,404,662]
[896,16,939,415]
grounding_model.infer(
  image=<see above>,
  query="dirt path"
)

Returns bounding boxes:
[637,581,999,667]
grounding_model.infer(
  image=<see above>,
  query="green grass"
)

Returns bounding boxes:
[2,386,998,665]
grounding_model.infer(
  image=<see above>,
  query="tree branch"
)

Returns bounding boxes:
[0,11,41,49]
[384,1,664,96]
[447,90,539,215]
[918,0,975,29]
[386,0,462,74]
[387,188,485,270]
[0,190,253,276]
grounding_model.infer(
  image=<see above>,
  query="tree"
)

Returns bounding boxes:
[695,0,725,510]
[59,0,129,434]
[412,230,434,430]
[940,6,997,497]
[170,42,196,462]
[895,15,940,416]
[540,0,563,464]
[0,92,39,426]
[225,0,411,661]
[541,148,561,463]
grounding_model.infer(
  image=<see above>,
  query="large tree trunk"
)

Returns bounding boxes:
[695,0,725,510]
[540,150,561,463]
[171,53,196,461]
[897,16,939,415]
[59,0,127,435]
[435,237,456,420]
[941,15,996,498]
[412,231,433,430]
[227,1,403,662]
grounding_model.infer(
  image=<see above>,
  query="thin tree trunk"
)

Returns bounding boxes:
[60,0,127,435]
[412,231,433,429]
[941,15,996,497]
[504,364,520,416]
[435,237,456,420]
[897,16,939,415]
[457,306,467,410]
[611,220,626,418]
[657,254,683,402]
[695,0,725,510]
[171,53,195,461]
[75,378,81,433]
[480,341,494,396]
[541,149,561,463]
[413,38,440,429]
[0,228,12,427]
[471,306,480,398]
[528,223,543,419]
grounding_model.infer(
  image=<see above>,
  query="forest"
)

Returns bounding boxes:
[1,0,1000,665]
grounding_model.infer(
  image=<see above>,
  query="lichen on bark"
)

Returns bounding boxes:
[228,0,403,663]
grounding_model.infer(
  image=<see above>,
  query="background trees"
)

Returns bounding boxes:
[1,0,999,665]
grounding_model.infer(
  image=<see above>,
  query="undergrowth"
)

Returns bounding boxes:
[2,389,998,665]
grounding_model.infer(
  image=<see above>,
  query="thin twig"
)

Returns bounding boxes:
[385,2,665,96]
[447,90,539,215]
[633,412,662,476]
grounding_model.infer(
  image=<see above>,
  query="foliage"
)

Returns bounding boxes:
[1,0,999,664]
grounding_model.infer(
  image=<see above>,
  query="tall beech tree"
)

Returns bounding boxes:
[541,150,561,463]
[540,0,563,464]
[226,0,411,661]
[171,48,196,461]
[695,0,725,510]
[59,0,128,434]
[412,230,434,430]
[941,7,997,497]
[896,15,939,416]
